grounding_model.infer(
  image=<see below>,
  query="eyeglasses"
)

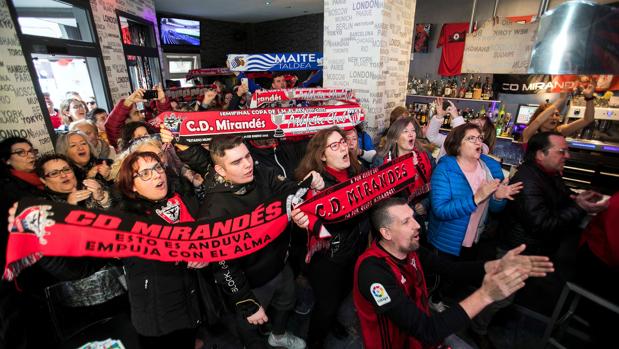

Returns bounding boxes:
[549,148,569,156]
[45,166,73,178]
[464,135,484,143]
[133,163,165,181]
[71,104,86,110]
[11,148,38,157]
[325,139,348,151]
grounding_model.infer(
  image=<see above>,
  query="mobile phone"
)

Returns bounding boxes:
[96,158,113,166]
[241,78,248,88]
[136,101,145,111]
[143,89,158,100]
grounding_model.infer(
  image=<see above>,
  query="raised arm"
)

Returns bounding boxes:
[522,93,568,143]
[557,84,595,137]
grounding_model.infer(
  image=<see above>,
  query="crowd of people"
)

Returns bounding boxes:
[0,74,617,349]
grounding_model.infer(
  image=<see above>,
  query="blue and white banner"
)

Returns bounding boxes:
[227,53,324,72]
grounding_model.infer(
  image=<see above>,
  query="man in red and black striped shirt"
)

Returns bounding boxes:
[353,198,554,349]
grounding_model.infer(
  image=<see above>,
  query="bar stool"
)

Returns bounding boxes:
[541,282,619,348]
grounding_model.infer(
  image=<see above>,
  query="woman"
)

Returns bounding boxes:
[428,123,522,259]
[70,119,116,160]
[470,114,497,153]
[36,153,111,209]
[0,137,44,272]
[55,131,113,184]
[119,121,153,151]
[1,139,43,349]
[7,154,124,346]
[58,98,87,132]
[522,85,595,144]
[294,126,369,347]
[116,151,211,349]
[373,117,435,238]
[378,106,410,149]
[105,85,169,149]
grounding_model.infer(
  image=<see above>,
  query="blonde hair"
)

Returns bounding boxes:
[110,137,163,181]
[69,119,97,134]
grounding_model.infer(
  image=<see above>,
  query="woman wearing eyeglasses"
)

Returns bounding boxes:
[0,137,44,270]
[294,126,370,348]
[426,124,522,326]
[6,154,125,347]
[116,151,215,349]
[522,84,595,144]
[35,153,111,209]
[428,124,522,259]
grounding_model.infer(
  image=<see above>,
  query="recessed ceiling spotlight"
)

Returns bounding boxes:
[265,1,271,5]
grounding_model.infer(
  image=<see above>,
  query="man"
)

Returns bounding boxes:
[43,93,61,129]
[499,131,608,314]
[500,132,608,256]
[86,96,97,112]
[271,72,287,90]
[354,198,554,349]
[199,135,323,349]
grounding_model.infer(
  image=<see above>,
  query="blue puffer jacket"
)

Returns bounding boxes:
[427,154,506,256]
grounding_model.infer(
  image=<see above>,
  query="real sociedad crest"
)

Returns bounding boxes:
[227,53,323,72]
[14,205,55,245]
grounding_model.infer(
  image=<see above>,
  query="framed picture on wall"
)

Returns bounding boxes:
[414,24,432,53]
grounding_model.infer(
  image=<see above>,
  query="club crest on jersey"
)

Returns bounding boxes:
[370,283,391,306]
[156,198,181,224]
[15,205,55,245]
[449,31,466,42]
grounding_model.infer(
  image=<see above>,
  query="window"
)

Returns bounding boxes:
[164,53,200,87]
[13,0,94,42]
[117,11,162,90]
[9,0,111,125]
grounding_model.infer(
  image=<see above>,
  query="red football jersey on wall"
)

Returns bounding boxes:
[437,22,470,76]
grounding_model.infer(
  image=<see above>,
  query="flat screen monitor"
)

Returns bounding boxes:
[516,104,540,124]
[160,17,200,46]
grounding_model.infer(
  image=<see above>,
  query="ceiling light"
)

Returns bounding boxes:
[265,1,271,5]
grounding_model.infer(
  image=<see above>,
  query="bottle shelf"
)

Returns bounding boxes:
[406,94,501,103]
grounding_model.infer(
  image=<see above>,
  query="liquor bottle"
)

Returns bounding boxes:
[497,104,505,122]
[481,77,491,100]
[426,78,433,96]
[450,79,458,98]
[495,106,505,136]
[479,104,486,118]
[464,79,473,99]
[473,76,483,100]
[458,77,467,98]
[443,79,452,97]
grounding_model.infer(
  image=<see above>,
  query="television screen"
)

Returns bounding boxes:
[516,104,540,124]
[160,17,200,46]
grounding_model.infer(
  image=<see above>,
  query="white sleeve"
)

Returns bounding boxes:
[426,115,446,147]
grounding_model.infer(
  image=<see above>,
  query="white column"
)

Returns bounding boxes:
[323,0,415,139]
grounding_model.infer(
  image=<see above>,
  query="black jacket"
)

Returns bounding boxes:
[499,161,587,256]
[247,139,309,179]
[0,168,44,348]
[119,186,207,336]
[313,169,371,264]
[199,166,299,317]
